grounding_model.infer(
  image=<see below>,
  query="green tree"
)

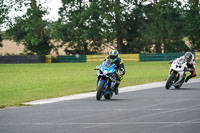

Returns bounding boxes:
[7,0,52,55]
[113,0,124,53]
[98,0,126,53]
[185,0,200,51]
[0,34,2,47]
[54,0,196,54]
[0,1,7,26]
[57,0,113,54]
[57,0,130,54]
[143,0,189,53]
[122,0,147,53]
[0,0,9,47]
[58,0,91,54]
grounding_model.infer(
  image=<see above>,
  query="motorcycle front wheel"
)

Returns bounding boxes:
[165,73,176,90]
[96,80,105,100]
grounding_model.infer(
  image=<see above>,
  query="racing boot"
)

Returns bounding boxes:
[185,70,196,83]
[185,76,192,83]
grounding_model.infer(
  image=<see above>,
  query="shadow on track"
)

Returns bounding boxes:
[100,98,132,102]
[169,88,199,90]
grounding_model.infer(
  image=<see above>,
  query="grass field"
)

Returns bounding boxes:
[0,61,199,108]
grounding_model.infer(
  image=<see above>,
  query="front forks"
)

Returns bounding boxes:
[97,77,110,90]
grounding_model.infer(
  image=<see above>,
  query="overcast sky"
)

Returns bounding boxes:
[8,0,62,21]
[0,0,61,30]
[41,0,62,21]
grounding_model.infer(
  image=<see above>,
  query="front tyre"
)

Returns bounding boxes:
[96,80,105,100]
[165,73,176,90]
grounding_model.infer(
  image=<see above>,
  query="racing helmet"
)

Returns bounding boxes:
[184,52,193,63]
[109,50,119,61]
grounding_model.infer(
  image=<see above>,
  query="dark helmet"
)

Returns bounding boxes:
[185,52,192,63]
[109,50,119,61]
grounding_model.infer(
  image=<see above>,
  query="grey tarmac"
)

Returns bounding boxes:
[0,79,200,133]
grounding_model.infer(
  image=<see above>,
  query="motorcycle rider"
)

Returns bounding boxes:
[175,52,196,83]
[96,50,125,95]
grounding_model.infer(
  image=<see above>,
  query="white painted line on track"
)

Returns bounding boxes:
[115,108,200,111]
[23,78,200,105]
[1,121,200,126]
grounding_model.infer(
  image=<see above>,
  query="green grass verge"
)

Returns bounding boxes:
[0,61,199,108]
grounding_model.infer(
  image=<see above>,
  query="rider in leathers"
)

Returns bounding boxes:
[97,50,125,95]
[175,52,196,82]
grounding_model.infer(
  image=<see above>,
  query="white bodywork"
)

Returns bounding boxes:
[168,59,187,86]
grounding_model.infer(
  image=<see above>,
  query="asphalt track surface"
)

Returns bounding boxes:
[1,81,200,133]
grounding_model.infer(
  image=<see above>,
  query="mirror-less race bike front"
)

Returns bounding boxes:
[165,59,187,89]
[96,59,117,100]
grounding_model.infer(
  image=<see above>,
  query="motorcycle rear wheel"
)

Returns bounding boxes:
[96,81,104,100]
[165,73,176,90]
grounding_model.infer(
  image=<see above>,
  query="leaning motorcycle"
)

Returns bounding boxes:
[165,59,187,89]
[95,59,117,100]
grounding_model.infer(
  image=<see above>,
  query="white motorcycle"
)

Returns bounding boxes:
[165,59,187,89]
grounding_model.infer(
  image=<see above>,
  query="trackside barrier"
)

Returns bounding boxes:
[86,54,139,62]
[195,52,200,60]
[86,55,107,62]
[120,54,139,62]
[45,55,51,63]
[0,55,45,64]
[58,55,86,63]
[139,53,185,61]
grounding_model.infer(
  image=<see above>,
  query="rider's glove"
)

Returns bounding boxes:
[120,68,125,75]
[184,67,193,72]
[188,68,193,72]
[95,66,99,70]
[169,60,173,64]
[117,68,124,76]
[118,70,123,75]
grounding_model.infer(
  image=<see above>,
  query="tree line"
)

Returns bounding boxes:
[0,0,200,55]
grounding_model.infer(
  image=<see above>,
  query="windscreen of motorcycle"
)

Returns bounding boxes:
[105,59,112,67]
[177,59,185,65]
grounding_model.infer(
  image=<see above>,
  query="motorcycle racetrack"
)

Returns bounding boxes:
[0,79,200,133]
